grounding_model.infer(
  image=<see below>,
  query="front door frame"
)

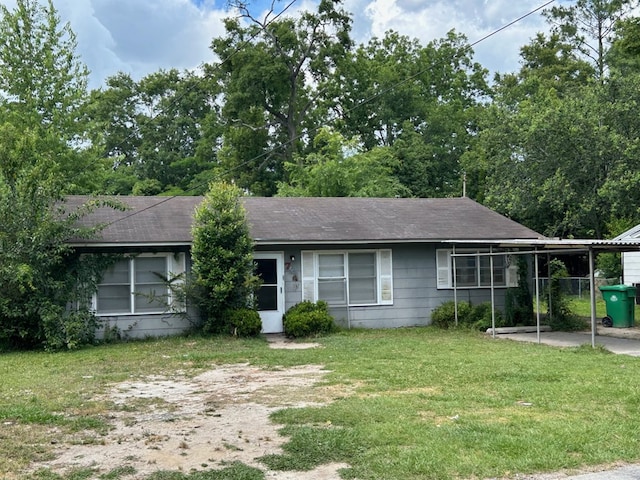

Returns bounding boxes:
[254,251,285,333]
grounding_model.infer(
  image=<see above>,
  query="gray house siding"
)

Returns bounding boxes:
[97,313,194,339]
[275,243,508,330]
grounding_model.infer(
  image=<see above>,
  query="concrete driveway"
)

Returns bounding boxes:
[494,329,640,356]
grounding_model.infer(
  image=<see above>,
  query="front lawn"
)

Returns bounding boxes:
[2,329,640,479]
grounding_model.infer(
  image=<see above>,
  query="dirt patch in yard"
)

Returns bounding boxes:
[31,339,350,479]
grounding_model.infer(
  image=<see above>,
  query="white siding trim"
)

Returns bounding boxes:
[301,251,316,302]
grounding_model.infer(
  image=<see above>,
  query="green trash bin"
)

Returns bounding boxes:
[599,285,636,328]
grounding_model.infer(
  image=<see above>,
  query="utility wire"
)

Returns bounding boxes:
[100,0,556,228]
[98,0,299,227]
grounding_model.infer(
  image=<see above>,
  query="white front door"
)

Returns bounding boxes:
[254,252,285,333]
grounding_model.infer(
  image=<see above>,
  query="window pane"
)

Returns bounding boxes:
[480,256,506,286]
[455,257,477,287]
[98,259,130,314]
[135,257,166,283]
[318,279,346,304]
[257,285,278,311]
[349,253,375,276]
[134,257,167,313]
[256,259,277,285]
[319,254,344,277]
[350,278,377,303]
[101,259,129,284]
[97,285,131,314]
[349,253,376,304]
[134,285,167,313]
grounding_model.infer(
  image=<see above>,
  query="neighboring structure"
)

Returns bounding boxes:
[65,196,545,338]
[615,225,640,288]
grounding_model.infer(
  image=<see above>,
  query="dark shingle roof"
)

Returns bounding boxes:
[243,197,543,243]
[65,195,544,246]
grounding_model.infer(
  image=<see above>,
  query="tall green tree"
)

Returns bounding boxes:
[334,30,488,197]
[277,127,409,197]
[191,182,258,333]
[544,0,639,80]
[0,0,101,193]
[0,0,112,349]
[0,123,111,350]
[209,0,352,195]
[87,69,219,195]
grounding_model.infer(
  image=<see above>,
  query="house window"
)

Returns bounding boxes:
[95,253,185,315]
[437,249,515,289]
[302,250,392,306]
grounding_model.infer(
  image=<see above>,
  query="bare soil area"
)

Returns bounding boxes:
[32,337,349,479]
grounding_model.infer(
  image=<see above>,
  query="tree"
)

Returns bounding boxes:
[333,30,488,198]
[0,0,115,349]
[0,0,101,193]
[608,17,640,74]
[493,32,595,103]
[277,127,409,197]
[191,182,259,333]
[335,30,488,151]
[209,0,352,195]
[543,0,639,80]
[0,124,113,350]
[87,69,219,195]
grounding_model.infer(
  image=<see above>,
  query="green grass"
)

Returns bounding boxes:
[569,295,640,322]
[3,330,640,479]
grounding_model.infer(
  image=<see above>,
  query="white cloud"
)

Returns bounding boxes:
[0,0,553,89]
[362,0,549,75]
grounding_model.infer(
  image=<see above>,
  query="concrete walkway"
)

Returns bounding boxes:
[494,329,640,356]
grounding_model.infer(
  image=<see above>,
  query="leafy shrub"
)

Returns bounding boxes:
[222,308,262,337]
[431,300,504,331]
[546,259,586,331]
[430,301,472,329]
[467,302,505,331]
[283,301,335,338]
[504,256,534,326]
[191,182,260,333]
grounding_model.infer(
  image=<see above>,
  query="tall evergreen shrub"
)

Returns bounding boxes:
[191,182,259,333]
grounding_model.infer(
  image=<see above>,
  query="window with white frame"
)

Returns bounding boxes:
[436,249,516,289]
[95,253,185,315]
[302,250,393,306]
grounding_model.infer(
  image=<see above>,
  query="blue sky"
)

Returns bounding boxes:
[0,0,557,90]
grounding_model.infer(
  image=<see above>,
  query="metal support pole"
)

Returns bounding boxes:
[490,247,496,339]
[453,245,458,326]
[535,251,541,344]
[589,248,597,348]
[547,253,552,323]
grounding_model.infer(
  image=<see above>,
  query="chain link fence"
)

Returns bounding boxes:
[536,277,621,299]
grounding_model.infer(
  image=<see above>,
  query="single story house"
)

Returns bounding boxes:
[65,195,545,338]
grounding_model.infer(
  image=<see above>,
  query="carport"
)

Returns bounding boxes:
[449,239,640,348]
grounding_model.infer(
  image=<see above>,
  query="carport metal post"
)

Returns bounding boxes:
[589,247,596,348]
[453,244,458,326]
[535,250,541,344]
[490,247,496,336]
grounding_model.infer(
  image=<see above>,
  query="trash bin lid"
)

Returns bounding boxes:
[600,284,636,292]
